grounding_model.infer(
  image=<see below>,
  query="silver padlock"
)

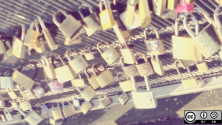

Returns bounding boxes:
[118,92,130,105]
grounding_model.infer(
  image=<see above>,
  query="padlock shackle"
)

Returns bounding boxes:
[187,67,194,79]
[65,50,78,61]
[119,57,125,66]
[97,42,109,54]
[145,27,160,39]
[34,21,40,33]
[21,24,25,41]
[53,10,70,27]
[84,46,92,53]
[37,16,46,29]
[117,73,129,82]
[144,76,151,91]
[57,55,66,66]
[136,54,148,63]
[183,15,199,38]
[130,76,137,91]
[18,62,38,80]
[79,4,93,19]
[92,64,98,76]
[214,5,222,29]
[195,7,213,24]
[99,0,111,12]
[174,60,184,81]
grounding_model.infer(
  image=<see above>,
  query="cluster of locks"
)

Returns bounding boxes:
[1,0,222,124]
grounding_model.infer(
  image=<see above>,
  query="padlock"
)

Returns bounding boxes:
[80,101,93,114]
[99,0,115,30]
[172,17,202,61]
[139,0,151,28]
[66,50,88,73]
[24,22,39,47]
[25,111,43,125]
[53,10,82,39]
[152,0,167,16]
[118,92,130,105]
[120,57,140,77]
[38,16,58,50]
[79,4,102,36]
[119,41,137,64]
[132,75,157,109]
[120,9,141,30]
[183,11,221,59]
[92,65,114,88]
[54,55,75,83]
[33,85,46,98]
[144,27,165,56]
[0,69,13,89]
[84,46,94,60]
[62,102,76,118]
[76,86,96,101]
[18,98,32,111]
[47,79,64,92]
[175,0,194,12]
[21,89,36,100]
[175,60,198,88]
[97,42,120,65]
[52,104,64,121]
[213,6,222,44]
[125,0,138,26]
[117,73,133,92]
[12,24,25,58]
[71,74,85,87]
[151,55,165,76]
[7,89,17,100]
[85,67,100,89]
[42,56,56,79]
[196,60,209,73]
[135,55,155,76]
[167,0,178,10]
[0,39,6,55]
[185,0,196,4]
[99,96,112,108]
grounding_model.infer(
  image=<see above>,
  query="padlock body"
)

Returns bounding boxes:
[100,98,112,107]
[168,0,178,10]
[52,107,63,120]
[42,28,58,50]
[121,48,137,64]
[99,9,115,30]
[175,0,194,12]
[118,93,129,105]
[139,0,151,28]
[196,62,209,73]
[120,10,140,30]
[20,101,32,111]
[81,86,96,101]
[71,79,85,87]
[83,13,102,36]
[24,29,39,47]
[95,69,114,88]
[101,47,120,65]
[193,24,221,59]
[62,105,76,118]
[12,70,34,90]
[88,75,100,89]
[55,65,75,83]
[80,101,93,114]
[182,78,198,88]
[152,0,167,16]
[136,62,155,76]
[69,55,88,73]
[122,65,140,77]
[85,53,94,60]
[151,58,165,76]
[132,91,157,109]
[43,64,56,79]
[12,36,25,58]
[145,39,165,55]
[119,80,133,92]
[25,111,43,125]
[0,77,13,89]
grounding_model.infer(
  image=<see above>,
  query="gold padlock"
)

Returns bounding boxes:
[66,50,88,73]
[84,47,94,60]
[152,0,167,16]
[151,55,165,76]
[167,0,178,10]
[196,60,209,73]
[120,57,140,77]
[117,73,133,92]
[119,42,137,64]
[80,101,93,115]
[54,55,75,83]
[135,55,155,76]
[99,96,112,108]
[85,67,100,89]
[175,60,198,88]
[76,86,96,101]
[71,74,85,87]
[52,104,64,121]
[42,56,56,79]
[62,102,76,118]
[92,65,114,88]
[97,42,120,65]
[25,111,43,125]
[125,0,138,26]
[7,89,17,100]
[24,22,40,47]
[99,0,115,30]
[139,0,151,28]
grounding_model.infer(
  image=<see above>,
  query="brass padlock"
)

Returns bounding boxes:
[85,67,100,89]
[99,96,112,108]
[135,55,155,76]
[118,73,133,92]
[93,65,114,88]
[84,47,95,60]
[175,60,198,88]
[184,10,221,59]
[120,57,140,77]
[53,10,82,39]
[196,60,209,73]
[12,24,26,58]
[24,22,40,47]
[66,50,88,73]
[42,56,56,79]
[38,16,58,50]
[71,74,85,87]
[152,0,167,16]
[0,69,13,89]
[18,98,32,111]
[125,0,138,26]
[151,55,165,76]
[144,27,165,56]
[0,39,6,55]
[25,111,43,125]
[80,101,93,114]
[99,0,115,30]
[52,104,64,121]
[119,42,137,64]
[7,89,17,100]
[118,92,130,105]
[167,0,178,10]
[62,102,76,118]
[54,55,75,83]
[97,43,120,65]
[213,6,222,44]
[79,4,102,36]
[139,0,151,28]
[76,86,96,101]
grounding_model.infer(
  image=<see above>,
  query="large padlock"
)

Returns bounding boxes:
[144,27,165,56]
[0,39,6,55]
[52,104,64,121]
[172,17,202,61]
[53,10,82,39]
[99,0,115,30]
[99,96,112,108]
[7,89,17,100]
[54,55,75,83]
[76,86,96,101]
[175,60,198,88]
[125,0,138,26]
[152,0,167,16]
[62,102,76,118]
[80,101,93,115]
[24,22,40,47]
[92,65,114,88]
[135,55,155,76]
[84,46,94,60]
[167,0,178,10]
[120,9,140,30]
[139,0,151,28]
[0,69,13,89]
[12,24,25,58]
[214,6,222,44]
[118,92,130,105]
[175,0,194,12]
[66,50,88,73]
[196,60,209,73]
[184,9,221,59]
[42,56,56,79]
[119,41,137,64]
[38,16,58,50]
[118,73,133,92]
[25,111,43,125]
[85,67,100,89]
[79,4,102,36]
[71,74,85,87]
[18,98,32,111]
[97,42,120,65]
[151,55,165,76]
[120,57,140,77]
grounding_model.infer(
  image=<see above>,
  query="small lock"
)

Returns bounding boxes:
[84,47,94,60]
[99,96,112,108]
[118,93,130,105]
[135,55,154,76]
[71,74,85,87]
[85,67,100,89]
[118,73,133,92]
[62,102,76,118]
[151,55,165,76]
[24,22,40,47]
[76,86,96,102]
[196,60,209,73]
[52,104,64,121]
[80,101,93,114]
